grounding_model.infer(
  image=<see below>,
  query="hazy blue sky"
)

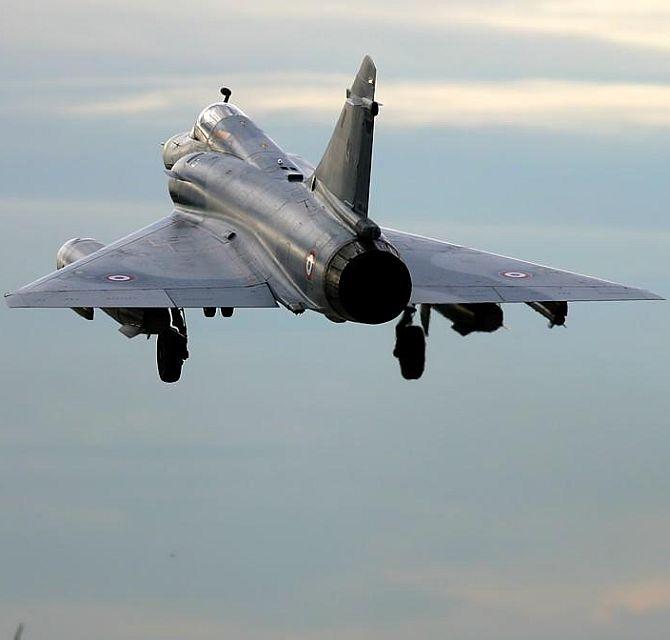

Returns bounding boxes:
[1,2,669,639]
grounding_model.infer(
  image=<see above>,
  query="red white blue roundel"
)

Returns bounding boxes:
[106,274,135,282]
[500,270,531,279]
[305,251,316,279]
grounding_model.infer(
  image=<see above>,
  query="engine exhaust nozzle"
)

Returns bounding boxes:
[325,241,412,324]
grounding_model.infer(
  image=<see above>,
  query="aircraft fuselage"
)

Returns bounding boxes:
[162,107,411,325]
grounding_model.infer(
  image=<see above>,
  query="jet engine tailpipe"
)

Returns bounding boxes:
[325,241,412,324]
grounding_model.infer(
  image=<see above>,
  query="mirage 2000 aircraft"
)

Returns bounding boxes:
[5,57,662,382]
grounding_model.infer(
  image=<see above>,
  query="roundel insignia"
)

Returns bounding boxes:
[500,270,531,279]
[106,274,135,282]
[305,251,316,279]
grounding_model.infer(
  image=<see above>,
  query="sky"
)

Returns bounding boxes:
[1,1,669,639]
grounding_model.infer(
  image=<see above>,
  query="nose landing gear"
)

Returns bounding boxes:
[393,306,426,380]
[156,308,189,383]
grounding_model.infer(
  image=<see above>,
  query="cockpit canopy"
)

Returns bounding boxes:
[187,100,304,181]
[191,102,247,142]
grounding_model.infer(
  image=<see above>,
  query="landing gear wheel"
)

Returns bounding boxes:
[220,307,234,317]
[394,325,426,380]
[156,328,188,383]
[203,307,216,317]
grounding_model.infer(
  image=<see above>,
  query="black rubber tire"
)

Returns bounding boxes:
[220,307,234,317]
[203,307,216,317]
[394,325,426,380]
[156,331,185,383]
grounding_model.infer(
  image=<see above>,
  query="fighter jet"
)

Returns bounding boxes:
[5,56,662,382]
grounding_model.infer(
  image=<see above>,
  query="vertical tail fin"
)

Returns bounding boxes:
[315,56,378,216]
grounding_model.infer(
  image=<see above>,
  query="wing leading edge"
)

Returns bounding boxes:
[384,228,662,304]
[5,214,278,309]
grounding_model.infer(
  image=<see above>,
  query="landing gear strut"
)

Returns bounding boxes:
[156,308,189,383]
[393,306,426,380]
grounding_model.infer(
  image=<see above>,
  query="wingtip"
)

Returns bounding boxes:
[638,288,665,301]
[4,292,19,308]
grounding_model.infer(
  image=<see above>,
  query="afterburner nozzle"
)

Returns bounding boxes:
[325,241,412,324]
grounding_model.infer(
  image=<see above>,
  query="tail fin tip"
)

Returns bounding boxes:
[350,55,376,100]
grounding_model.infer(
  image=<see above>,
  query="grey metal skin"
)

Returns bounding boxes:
[4,55,663,383]
[163,152,405,322]
[40,57,410,331]
[159,59,410,325]
[56,238,172,335]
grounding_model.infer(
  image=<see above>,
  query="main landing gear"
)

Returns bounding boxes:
[393,306,426,380]
[391,301,567,380]
[156,308,189,383]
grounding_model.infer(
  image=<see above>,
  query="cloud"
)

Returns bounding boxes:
[46,74,670,133]
[4,1,670,59]
[379,79,670,130]
[384,567,592,622]
[14,571,670,640]
[385,566,670,633]
[275,1,670,55]
[596,579,670,622]
[441,1,670,54]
